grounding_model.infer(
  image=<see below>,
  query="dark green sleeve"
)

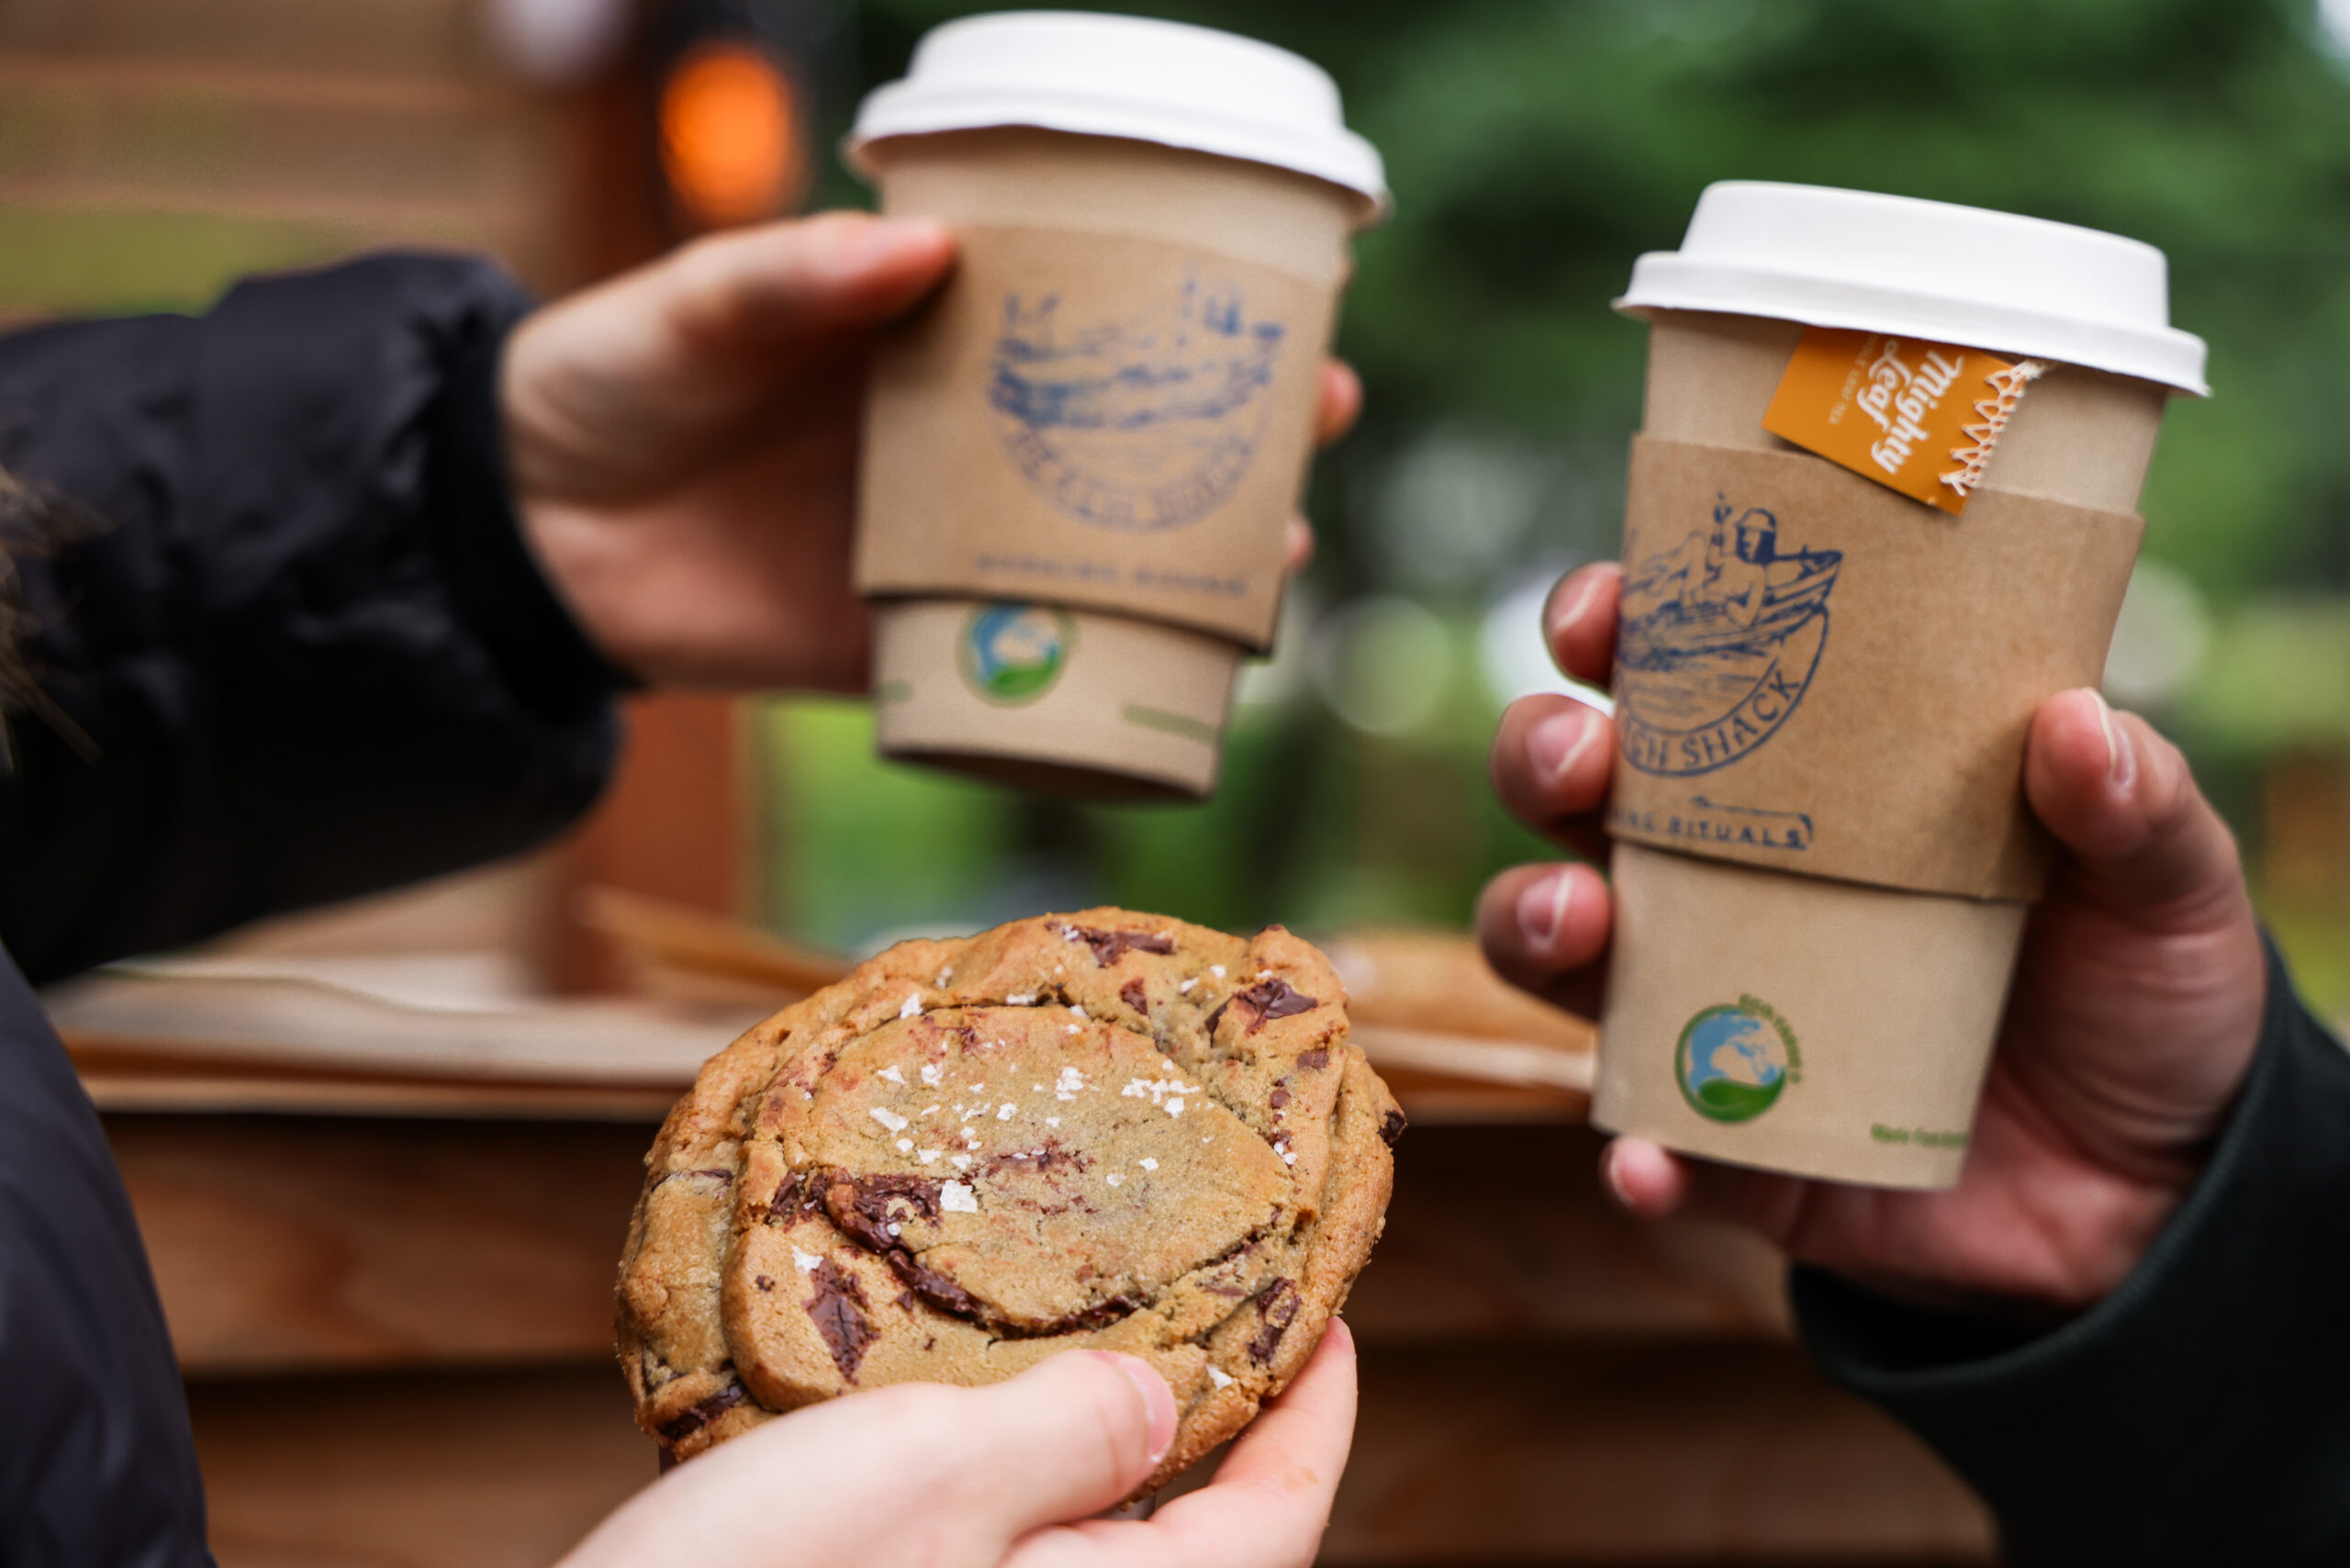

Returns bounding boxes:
[1793,945,2350,1566]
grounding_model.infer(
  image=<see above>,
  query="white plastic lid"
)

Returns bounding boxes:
[1618,182,2208,395]
[846,11,1388,223]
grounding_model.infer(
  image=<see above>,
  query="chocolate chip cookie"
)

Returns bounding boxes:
[616,910,1402,1487]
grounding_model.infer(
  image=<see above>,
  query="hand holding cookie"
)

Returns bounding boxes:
[561,1324,1355,1568]
[618,910,1397,1485]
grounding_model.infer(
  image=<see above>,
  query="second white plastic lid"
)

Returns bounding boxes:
[847,10,1388,222]
[1618,182,2208,395]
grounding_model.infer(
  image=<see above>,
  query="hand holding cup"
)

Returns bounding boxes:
[502,213,1358,693]
[1480,562,2266,1309]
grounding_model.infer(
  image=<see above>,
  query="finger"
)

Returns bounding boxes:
[1543,564,1623,686]
[665,210,958,350]
[1598,1137,1812,1244]
[561,1354,1170,1568]
[790,1353,1172,1562]
[942,1352,1178,1539]
[1475,860,1611,1018]
[1490,694,1613,854]
[1195,1314,1357,1502]
[2024,689,2247,925]
[1283,514,1316,575]
[1005,1320,1360,1568]
[1315,360,1363,447]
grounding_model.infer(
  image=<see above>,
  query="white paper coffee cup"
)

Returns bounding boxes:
[846,14,1381,800]
[1594,183,2205,1189]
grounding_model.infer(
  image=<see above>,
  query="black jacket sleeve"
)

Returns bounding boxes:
[0,949,211,1568]
[0,252,624,984]
[0,256,628,1564]
[1793,945,2350,1566]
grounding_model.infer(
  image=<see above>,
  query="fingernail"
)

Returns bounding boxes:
[1600,1145,1634,1210]
[2090,690,2137,794]
[1106,1355,1175,1467]
[1548,569,1604,644]
[1528,706,1598,785]
[1516,868,1576,949]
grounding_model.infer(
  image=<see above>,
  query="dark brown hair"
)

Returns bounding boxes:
[0,467,97,766]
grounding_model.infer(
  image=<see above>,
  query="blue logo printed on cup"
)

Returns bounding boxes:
[958,602,1077,706]
[986,269,1285,532]
[1674,999,1798,1125]
[1615,495,1841,777]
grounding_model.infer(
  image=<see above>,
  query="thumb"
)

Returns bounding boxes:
[663,209,957,349]
[2023,689,2246,926]
[929,1352,1178,1545]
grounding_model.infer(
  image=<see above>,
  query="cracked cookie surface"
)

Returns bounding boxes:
[616,910,1401,1486]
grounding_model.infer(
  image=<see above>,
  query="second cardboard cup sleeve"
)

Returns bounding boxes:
[1606,436,2144,902]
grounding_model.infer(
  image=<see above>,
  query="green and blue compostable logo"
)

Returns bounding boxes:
[1674,994,1801,1124]
[957,601,1077,705]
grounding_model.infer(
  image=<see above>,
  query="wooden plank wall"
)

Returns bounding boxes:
[0,0,750,985]
[113,1113,1995,1565]
[0,0,596,315]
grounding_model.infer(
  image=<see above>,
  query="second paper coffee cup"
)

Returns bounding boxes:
[846,12,1386,798]
[1594,183,2208,1188]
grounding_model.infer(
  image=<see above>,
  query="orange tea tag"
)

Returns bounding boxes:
[1762,327,2043,514]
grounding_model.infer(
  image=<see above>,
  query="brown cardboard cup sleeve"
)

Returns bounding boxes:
[1606,436,2144,902]
[856,225,1338,651]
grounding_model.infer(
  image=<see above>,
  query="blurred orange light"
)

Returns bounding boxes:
[659,43,803,228]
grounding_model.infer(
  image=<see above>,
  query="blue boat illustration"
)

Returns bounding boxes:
[1614,495,1841,776]
[984,267,1290,532]
[989,279,1283,433]
[1619,500,1841,668]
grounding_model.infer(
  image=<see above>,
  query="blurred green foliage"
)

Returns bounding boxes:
[773,0,2350,961]
[0,208,375,317]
